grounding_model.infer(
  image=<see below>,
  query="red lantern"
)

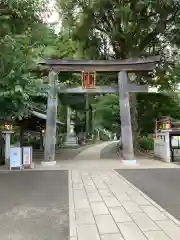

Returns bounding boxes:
[82,71,96,89]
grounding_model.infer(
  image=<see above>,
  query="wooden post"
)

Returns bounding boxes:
[85,93,89,138]
[118,71,134,160]
[92,108,95,134]
[43,71,58,165]
[67,106,71,135]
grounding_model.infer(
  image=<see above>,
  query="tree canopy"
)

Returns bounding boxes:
[57,0,180,143]
[0,0,50,118]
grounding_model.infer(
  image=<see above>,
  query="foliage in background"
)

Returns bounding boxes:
[94,94,120,133]
[138,93,180,134]
[138,136,154,151]
[0,0,50,118]
[91,92,180,135]
[57,0,180,146]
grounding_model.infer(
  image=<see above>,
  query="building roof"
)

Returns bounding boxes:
[31,110,64,125]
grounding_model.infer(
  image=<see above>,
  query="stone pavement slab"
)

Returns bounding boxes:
[91,202,109,215]
[88,192,102,202]
[130,212,160,232]
[129,193,150,205]
[117,222,147,240]
[77,225,100,240]
[109,207,132,223]
[75,209,95,224]
[156,220,180,240]
[69,170,180,240]
[102,196,121,207]
[144,231,171,240]
[101,233,124,240]
[95,214,119,234]
[141,205,168,221]
[122,201,143,213]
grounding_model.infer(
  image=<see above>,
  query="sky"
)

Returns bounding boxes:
[46,0,59,24]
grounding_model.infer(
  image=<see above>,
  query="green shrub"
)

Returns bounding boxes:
[138,136,154,150]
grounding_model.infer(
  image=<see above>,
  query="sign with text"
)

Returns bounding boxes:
[10,147,22,169]
[22,147,32,166]
[171,136,180,148]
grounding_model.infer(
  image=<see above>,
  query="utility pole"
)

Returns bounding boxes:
[43,71,58,165]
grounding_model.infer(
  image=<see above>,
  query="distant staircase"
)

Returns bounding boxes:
[32,148,82,161]
[32,149,61,160]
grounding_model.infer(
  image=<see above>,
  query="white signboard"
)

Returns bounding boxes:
[10,147,22,169]
[172,136,180,147]
[23,147,32,166]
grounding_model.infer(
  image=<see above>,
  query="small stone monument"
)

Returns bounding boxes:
[113,133,117,140]
[64,107,79,147]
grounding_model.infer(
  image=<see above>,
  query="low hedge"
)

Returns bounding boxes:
[138,135,154,150]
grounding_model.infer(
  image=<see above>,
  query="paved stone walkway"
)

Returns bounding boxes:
[69,170,180,240]
[31,141,180,170]
[74,141,118,160]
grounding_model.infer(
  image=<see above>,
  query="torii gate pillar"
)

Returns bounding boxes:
[118,72,134,162]
[42,71,58,166]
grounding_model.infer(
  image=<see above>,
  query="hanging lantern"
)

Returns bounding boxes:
[82,71,96,89]
[158,117,171,130]
[164,120,171,129]
[3,120,13,131]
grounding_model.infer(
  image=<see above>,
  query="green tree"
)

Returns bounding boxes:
[0,0,50,118]
[57,0,180,147]
[93,92,180,136]
[137,93,180,134]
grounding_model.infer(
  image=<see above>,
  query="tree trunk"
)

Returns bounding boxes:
[129,93,139,152]
[19,123,24,147]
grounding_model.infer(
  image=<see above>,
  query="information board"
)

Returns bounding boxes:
[171,136,180,147]
[10,147,22,169]
[22,147,32,166]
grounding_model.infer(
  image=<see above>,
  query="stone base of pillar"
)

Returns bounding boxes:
[64,134,79,147]
[41,161,56,166]
[122,160,137,165]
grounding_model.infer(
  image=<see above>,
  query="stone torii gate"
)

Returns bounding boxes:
[39,57,160,166]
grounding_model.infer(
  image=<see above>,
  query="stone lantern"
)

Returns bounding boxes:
[2,120,14,165]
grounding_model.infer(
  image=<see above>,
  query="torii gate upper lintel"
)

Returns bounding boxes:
[39,56,160,72]
[39,56,160,165]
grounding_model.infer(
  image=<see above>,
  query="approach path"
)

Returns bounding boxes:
[69,170,180,240]
[69,142,180,240]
